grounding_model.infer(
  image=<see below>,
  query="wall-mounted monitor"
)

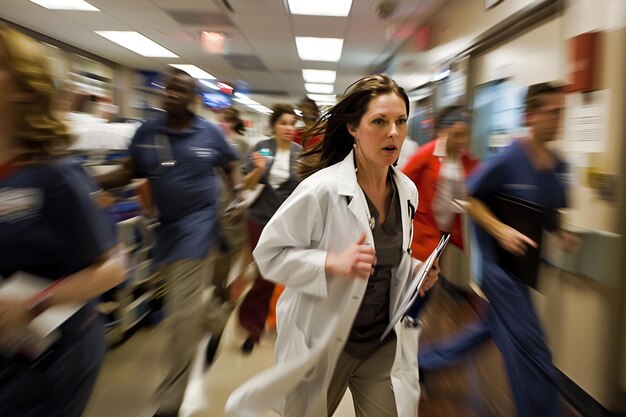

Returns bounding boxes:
[202,92,231,110]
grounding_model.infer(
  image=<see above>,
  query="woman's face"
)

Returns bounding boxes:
[273,113,296,142]
[218,115,233,135]
[348,93,408,168]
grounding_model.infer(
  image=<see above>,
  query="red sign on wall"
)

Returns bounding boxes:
[567,32,599,93]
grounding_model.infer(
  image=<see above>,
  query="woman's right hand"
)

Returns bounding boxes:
[250,151,270,171]
[495,224,537,256]
[325,233,376,280]
[0,299,32,333]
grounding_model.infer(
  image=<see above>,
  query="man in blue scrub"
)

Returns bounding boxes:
[465,82,571,417]
[98,69,242,417]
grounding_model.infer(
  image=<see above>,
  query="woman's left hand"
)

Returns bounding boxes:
[0,299,32,333]
[419,258,440,296]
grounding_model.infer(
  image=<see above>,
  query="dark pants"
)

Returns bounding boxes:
[482,261,559,417]
[238,219,276,342]
[408,277,492,370]
[418,312,491,370]
[0,308,106,417]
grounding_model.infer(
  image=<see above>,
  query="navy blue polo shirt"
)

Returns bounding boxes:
[0,158,115,281]
[129,114,239,265]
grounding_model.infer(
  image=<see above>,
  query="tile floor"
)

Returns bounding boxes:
[83,282,582,417]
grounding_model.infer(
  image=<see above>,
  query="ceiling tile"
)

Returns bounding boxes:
[223,54,267,71]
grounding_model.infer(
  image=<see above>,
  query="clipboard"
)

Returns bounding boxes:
[381,233,450,340]
[0,272,84,358]
[492,193,543,288]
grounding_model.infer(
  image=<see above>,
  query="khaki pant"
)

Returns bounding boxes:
[327,339,398,417]
[155,256,215,414]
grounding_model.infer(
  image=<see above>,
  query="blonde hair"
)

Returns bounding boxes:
[0,25,73,157]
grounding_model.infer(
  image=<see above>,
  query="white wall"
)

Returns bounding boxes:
[471,17,565,86]
[390,0,542,89]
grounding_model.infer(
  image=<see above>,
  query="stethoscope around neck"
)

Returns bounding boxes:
[350,151,416,255]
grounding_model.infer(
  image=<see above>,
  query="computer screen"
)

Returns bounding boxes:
[202,92,231,110]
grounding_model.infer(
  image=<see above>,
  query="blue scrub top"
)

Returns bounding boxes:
[0,158,115,281]
[129,114,240,265]
[467,140,568,264]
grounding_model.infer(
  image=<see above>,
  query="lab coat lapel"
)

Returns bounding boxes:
[337,151,374,244]
[390,165,415,313]
[392,165,413,261]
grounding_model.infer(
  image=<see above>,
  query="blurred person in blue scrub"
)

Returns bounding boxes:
[0,25,124,417]
[97,69,242,417]
[465,82,573,417]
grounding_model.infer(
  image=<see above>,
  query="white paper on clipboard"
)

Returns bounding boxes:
[0,272,84,358]
[381,233,450,340]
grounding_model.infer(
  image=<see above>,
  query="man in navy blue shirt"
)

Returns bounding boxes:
[98,69,242,417]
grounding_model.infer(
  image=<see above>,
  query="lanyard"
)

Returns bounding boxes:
[149,133,177,177]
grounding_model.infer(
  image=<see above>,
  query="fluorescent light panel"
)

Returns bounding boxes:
[288,0,352,16]
[199,80,220,90]
[232,93,272,113]
[233,98,254,105]
[95,31,178,58]
[295,37,343,62]
[302,69,336,84]
[30,0,99,10]
[305,83,334,94]
[308,94,337,104]
[169,64,215,80]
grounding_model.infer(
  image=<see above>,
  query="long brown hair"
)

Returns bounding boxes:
[297,74,409,179]
[0,25,73,158]
[220,106,245,135]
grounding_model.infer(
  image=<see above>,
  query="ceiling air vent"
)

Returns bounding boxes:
[372,0,399,20]
[224,54,268,71]
[167,10,234,27]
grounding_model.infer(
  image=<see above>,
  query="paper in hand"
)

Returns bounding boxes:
[381,233,450,340]
[0,272,84,358]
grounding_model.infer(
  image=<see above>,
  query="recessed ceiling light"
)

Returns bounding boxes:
[234,92,256,104]
[308,94,337,104]
[302,69,336,84]
[30,0,99,10]
[295,37,343,62]
[287,0,352,17]
[199,80,220,90]
[95,31,177,58]
[169,64,215,80]
[305,83,334,94]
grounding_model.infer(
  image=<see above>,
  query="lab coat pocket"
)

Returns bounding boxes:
[282,325,311,358]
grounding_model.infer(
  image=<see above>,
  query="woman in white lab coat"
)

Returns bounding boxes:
[226,74,439,417]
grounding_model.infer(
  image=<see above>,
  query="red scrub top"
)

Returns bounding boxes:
[402,139,478,261]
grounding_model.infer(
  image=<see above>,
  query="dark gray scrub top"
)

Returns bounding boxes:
[345,179,403,358]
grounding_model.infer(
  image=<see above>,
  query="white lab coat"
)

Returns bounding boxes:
[226,151,423,417]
